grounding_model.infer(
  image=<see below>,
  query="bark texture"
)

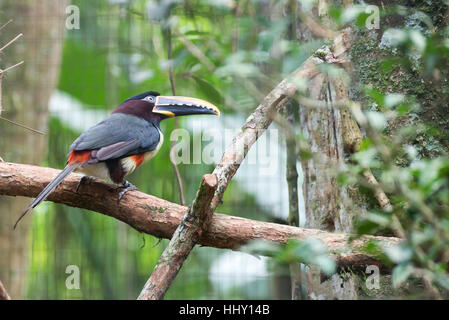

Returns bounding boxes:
[296,13,362,298]
[285,101,302,299]
[0,280,11,300]
[300,73,362,299]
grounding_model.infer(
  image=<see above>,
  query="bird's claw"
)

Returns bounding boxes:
[76,176,92,193]
[117,180,137,202]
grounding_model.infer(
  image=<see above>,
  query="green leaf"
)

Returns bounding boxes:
[364,87,384,105]
[240,239,281,258]
[409,30,426,53]
[357,219,381,235]
[392,264,414,288]
[353,147,379,168]
[366,111,387,130]
[435,274,449,291]
[384,243,413,264]
[190,75,224,106]
[381,28,408,48]
[285,239,336,275]
[365,212,392,227]
[384,94,405,108]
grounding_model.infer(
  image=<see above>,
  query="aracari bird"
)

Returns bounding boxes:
[14,91,220,229]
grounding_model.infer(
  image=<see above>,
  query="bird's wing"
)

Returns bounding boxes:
[69,113,161,161]
[93,140,142,161]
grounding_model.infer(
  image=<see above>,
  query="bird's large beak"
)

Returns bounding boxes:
[152,96,220,118]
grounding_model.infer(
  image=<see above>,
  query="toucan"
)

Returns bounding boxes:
[14,91,220,229]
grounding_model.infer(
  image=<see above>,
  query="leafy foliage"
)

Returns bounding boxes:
[335,3,449,298]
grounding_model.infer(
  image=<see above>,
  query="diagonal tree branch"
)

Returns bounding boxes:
[0,161,401,271]
[0,33,22,52]
[136,35,347,299]
[138,174,218,300]
[0,280,11,300]
[0,19,13,32]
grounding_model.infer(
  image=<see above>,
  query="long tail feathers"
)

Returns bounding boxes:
[14,163,81,229]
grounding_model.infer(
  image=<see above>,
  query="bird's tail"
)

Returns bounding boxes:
[14,163,81,229]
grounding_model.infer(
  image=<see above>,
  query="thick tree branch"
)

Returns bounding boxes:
[0,162,401,272]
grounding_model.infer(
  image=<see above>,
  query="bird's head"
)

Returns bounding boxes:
[114,91,220,121]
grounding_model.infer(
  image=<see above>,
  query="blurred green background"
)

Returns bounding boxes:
[19,0,306,299]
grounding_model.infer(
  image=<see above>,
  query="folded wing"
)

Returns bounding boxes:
[69,113,161,164]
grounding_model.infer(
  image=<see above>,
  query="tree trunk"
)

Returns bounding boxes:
[299,73,361,299]
[298,1,449,299]
[296,2,362,299]
[0,0,67,298]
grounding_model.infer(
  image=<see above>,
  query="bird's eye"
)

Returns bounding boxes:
[144,96,155,103]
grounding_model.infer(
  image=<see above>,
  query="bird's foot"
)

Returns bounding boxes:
[117,180,137,202]
[76,176,93,193]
